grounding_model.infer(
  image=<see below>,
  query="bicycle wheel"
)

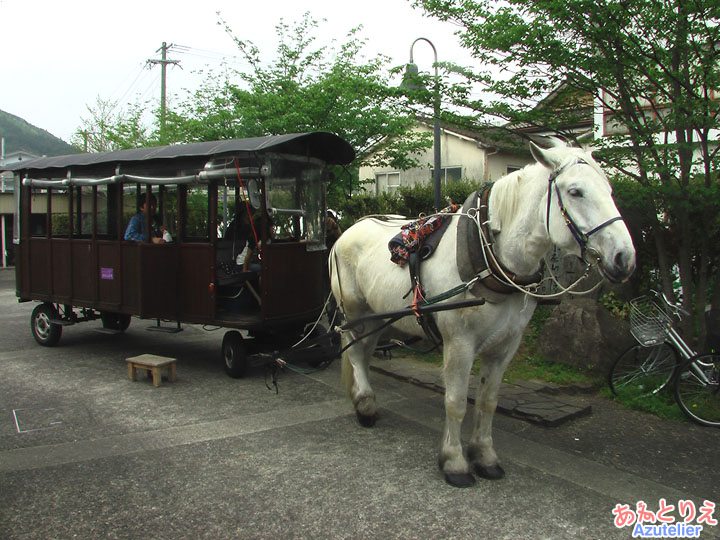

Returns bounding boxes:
[609,343,679,398]
[674,354,720,427]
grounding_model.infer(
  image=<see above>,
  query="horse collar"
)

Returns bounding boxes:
[457,186,543,295]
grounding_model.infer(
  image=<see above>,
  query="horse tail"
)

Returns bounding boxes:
[328,242,338,286]
[329,240,353,399]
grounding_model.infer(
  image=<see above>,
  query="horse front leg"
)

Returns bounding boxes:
[438,340,476,488]
[467,338,520,480]
[341,323,382,427]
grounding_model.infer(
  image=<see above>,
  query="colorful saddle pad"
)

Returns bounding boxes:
[388,205,459,266]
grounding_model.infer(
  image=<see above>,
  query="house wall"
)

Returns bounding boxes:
[360,125,533,195]
[487,150,533,182]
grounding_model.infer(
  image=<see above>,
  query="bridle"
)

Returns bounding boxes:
[545,159,625,263]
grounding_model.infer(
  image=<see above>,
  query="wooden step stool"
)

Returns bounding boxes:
[126,354,177,387]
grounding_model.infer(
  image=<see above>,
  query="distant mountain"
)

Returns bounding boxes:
[0,110,77,157]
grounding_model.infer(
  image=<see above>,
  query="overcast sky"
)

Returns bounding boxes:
[1,0,475,145]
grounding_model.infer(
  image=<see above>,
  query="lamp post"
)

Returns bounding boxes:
[402,37,442,211]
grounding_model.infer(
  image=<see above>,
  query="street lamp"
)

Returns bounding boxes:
[402,37,442,211]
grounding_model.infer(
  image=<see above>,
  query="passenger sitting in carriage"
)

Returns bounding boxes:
[124,194,167,244]
[223,207,262,272]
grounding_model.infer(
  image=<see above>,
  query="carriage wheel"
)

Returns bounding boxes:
[101,312,132,332]
[222,331,247,378]
[30,303,62,347]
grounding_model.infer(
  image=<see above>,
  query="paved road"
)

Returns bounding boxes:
[0,268,717,539]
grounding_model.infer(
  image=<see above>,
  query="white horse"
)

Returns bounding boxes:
[329,140,635,487]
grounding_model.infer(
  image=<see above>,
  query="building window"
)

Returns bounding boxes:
[506,166,521,175]
[430,166,462,184]
[376,172,401,193]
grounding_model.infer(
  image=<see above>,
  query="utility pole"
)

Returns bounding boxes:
[147,42,180,144]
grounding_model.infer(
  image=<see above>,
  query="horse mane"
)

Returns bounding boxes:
[489,143,607,232]
[488,167,537,232]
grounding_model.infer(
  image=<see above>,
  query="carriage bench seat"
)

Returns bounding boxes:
[216,269,257,287]
[126,354,177,387]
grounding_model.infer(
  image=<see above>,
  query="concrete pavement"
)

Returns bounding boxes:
[0,268,717,540]
[371,354,592,427]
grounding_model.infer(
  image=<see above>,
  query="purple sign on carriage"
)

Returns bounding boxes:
[100,267,114,280]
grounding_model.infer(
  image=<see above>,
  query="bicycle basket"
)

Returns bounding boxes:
[629,296,671,347]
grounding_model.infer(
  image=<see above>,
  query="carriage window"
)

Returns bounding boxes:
[30,188,49,237]
[267,177,299,241]
[216,183,235,238]
[298,167,325,251]
[123,184,140,237]
[160,185,179,240]
[266,157,326,250]
[96,185,118,239]
[123,184,178,242]
[73,186,93,237]
[185,185,210,241]
[51,188,70,237]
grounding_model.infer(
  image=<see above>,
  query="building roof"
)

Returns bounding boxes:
[415,116,529,154]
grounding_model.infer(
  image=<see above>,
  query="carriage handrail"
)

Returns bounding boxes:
[20,167,264,188]
[268,208,305,216]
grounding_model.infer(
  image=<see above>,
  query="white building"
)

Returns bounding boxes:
[360,121,533,195]
[1,149,41,267]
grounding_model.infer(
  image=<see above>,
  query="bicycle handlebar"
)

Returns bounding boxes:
[650,289,691,318]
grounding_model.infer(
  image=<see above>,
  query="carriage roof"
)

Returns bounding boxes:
[2,132,355,181]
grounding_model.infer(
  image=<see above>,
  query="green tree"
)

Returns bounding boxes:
[417,0,720,341]
[168,13,432,205]
[72,13,431,206]
[71,97,153,152]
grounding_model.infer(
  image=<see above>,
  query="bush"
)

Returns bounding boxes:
[336,179,484,228]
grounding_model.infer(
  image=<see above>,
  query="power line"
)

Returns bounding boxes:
[171,43,255,69]
[107,62,154,115]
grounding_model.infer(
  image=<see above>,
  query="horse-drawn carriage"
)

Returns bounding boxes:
[5,132,354,377]
[8,132,636,486]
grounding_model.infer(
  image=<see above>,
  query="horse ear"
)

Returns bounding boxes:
[581,144,596,156]
[529,141,555,169]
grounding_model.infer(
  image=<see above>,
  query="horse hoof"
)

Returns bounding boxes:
[474,464,505,480]
[356,411,377,427]
[444,473,476,488]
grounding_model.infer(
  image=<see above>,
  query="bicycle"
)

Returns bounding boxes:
[608,290,720,427]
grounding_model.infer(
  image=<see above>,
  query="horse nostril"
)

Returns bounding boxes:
[614,250,636,274]
[614,251,625,269]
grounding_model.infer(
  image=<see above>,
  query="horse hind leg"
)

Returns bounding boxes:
[341,323,382,427]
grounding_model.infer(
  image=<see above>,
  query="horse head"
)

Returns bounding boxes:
[530,140,636,283]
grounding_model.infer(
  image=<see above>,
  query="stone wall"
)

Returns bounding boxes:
[537,297,634,375]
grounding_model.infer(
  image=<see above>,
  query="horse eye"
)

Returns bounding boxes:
[568,188,583,198]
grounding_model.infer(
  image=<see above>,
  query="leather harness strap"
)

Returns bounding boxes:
[458,186,544,295]
[408,251,443,346]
